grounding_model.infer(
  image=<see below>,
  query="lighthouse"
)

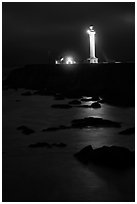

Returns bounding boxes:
[87,26,98,63]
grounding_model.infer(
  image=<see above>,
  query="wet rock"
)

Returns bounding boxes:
[71,117,121,128]
[22,128,35,135]
[81,97,92,102]
[17,125,27,130]
[59,125,69,129]
[51,104,72,109]
[74,145,135,168]
[44,117,121,132]
[69,100,81,105]
[17,125,35,135]
[91,96,100,101]
[52,142,67,148]
[74,145,93,163]
[91,102,101,108]
[119,127,135,135]
[58,125,70,130]
[29,142,52,148]
[21,91,32,96]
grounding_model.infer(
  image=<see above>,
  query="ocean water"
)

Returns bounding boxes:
[3,89,135,201]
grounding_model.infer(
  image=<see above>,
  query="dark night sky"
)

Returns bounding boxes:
[2,2,135,67]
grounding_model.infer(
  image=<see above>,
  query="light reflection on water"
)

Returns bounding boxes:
[3,91,135,201]
[41,98,134,151]
[3,91,134,151]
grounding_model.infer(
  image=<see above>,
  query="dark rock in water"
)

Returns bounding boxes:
[21,91,32,96]
[69,100,81,105]
[71,117,121,128]
[75,145,94,163]
[43,117,121,132]
[81,97,92,102]
[58,125,70,130]
[119,127,135,135]
[58,125,67,128]
[23,128,35,135]
[91,96,100,101]
[17,125,27,130]
[29,142,52,148]
[91,102,101,108]
[52,142,67,148]
[74,145,135,169]
[51,104,72,109]
[17,125,35,135]
[44,117,121,132]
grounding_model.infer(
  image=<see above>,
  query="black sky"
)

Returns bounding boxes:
[2,2,135,67]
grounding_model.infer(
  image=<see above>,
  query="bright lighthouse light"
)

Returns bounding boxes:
[55,56,76,64]
[89,26,93,30]
[66,57,75,64]
[87,30,90,34]
[87,25,98,63]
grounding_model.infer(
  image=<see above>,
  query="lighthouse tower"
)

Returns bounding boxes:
[87,26,98,63]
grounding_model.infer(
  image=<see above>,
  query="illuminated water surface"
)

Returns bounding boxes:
[3,90,135,201]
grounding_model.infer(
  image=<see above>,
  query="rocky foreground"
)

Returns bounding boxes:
[74,145,135,169]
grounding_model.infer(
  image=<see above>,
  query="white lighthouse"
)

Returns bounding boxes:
[87,26,98,63]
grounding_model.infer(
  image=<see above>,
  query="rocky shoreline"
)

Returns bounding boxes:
[3,63,135,107]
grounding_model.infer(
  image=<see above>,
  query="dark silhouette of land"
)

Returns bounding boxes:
[3,63,135,107]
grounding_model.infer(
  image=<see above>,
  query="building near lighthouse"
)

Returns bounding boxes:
[55,56,76,64]
[55,25,98,64]
[87,26,98,63]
